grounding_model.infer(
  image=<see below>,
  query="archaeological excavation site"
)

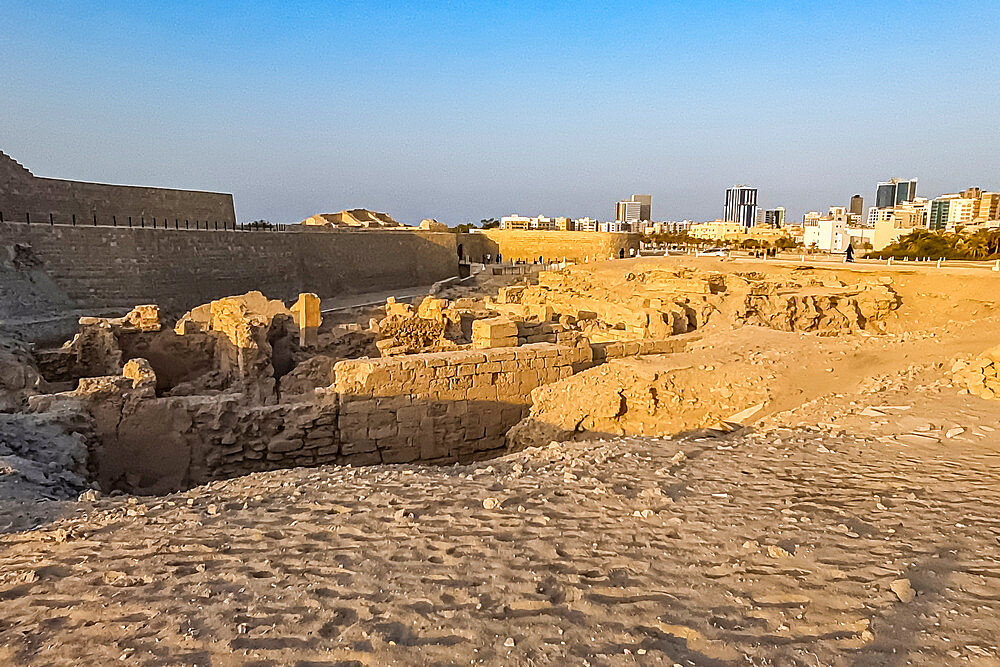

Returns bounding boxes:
[3,234,1000,665]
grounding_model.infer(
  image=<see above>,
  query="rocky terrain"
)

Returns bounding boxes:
[2,256,1000,665]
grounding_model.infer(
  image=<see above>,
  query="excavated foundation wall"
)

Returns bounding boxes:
[47,338,685,493]
[333,343,590,464]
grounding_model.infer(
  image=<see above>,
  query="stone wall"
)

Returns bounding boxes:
[333,343,590,463]
[0,150,236,226]
[34,341,611,492]
[1,223,460,329]
[458,230,642,264]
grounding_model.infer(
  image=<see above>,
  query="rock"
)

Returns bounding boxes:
[78,488,101,502]
[503,637,515,647]
[945,427,965,439]
[483,497,501,510]
[767,545,792,559]
[102,570,127,585]
[890,578,915,603]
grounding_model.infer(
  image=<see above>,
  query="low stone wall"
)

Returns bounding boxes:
[333,343,590,463]
[35,337,690,493]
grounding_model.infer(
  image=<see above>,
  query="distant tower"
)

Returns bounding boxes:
[850,194,864,216]
[724,185,758,228]
[876,178,917,207]
[615,199,641,224]
[630,194,652,221]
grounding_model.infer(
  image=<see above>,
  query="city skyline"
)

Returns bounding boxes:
[3,1,998,225]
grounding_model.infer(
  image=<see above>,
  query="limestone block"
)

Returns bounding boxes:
[122,357,156,393]
[417,296,447,320]
[473,335,517,349]
[380,445,420,464]
[267,438,302,453]
[341,439,377,455]
[418,434,450,460]
[369,424,398,440]
[122,305,162,331]
[473,317,518,340]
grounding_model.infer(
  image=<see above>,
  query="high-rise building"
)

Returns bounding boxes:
[755,207,785,227]
[615,199,642,224]
[929,199,950,231]
[850,194,864,216]
[875,178,918,208]
[616,194,651,222]
[630,194,652,221]
[929,188,1000,230]
[977,192,1000,221]
[724,185,758,228]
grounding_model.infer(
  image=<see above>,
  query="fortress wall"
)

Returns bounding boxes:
[0,223,460,318]
[0,152,236,226]
[458,230,642,264]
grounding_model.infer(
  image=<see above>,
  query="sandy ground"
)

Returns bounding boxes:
[3,257,1000,665]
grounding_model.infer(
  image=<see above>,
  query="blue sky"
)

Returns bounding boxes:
[2,1,999,224]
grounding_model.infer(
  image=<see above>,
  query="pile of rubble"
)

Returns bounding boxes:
[951,346,1000,400]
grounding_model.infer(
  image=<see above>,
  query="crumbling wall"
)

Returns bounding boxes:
[333,343,591,463]
[0,327,44,411]
[31,341,609,492]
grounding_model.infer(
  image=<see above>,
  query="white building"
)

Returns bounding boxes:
[500,214,532,230]
[599,220,631,233]
[804,206,873,251]
[575,217,599,232]
[499,214,557,230]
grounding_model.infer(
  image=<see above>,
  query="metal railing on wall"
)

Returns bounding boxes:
[0,210,287,232]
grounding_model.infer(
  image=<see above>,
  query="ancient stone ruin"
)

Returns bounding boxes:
[2,263,905,496]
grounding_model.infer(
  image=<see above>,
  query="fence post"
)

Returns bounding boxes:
[128,216,132,228]
[49,213,53,226]
[214,220,218,231]
[140,217,144,228]
[71,214,75,226]
[26,212,30,224]
[113,215,117,227]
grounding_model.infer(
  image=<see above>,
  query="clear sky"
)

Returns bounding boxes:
[2,1,998,224]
